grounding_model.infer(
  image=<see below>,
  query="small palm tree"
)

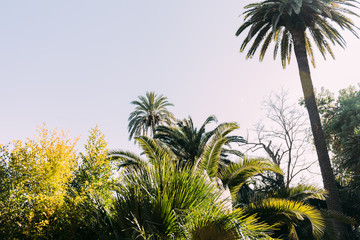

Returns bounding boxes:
[154,116,245,167]
[235,0,359,229]
[128,92,175,140]
[154,115,217,165]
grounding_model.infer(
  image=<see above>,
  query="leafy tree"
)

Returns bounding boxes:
[72,126,115,205]
[60,126,116,239]
[315,86,360,238]
[0,126,117,239]
[316,86,360,175]
[235,0,359,235]
[128,91,175,140]
[0,126,78,239]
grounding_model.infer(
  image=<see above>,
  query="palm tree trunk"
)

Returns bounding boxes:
[291,29,345,237]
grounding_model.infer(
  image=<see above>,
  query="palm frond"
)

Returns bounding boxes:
[245,198,325,240]
[220,158,282,198]
[271,184,327,202]
[135,136,173,164]
[108,149,148,170]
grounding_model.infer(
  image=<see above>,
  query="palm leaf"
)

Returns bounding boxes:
[220,158,282,198]
[245,198,325,240]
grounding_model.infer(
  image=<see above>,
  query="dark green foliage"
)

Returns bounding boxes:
[318,87,360,174]
[306,86,360,237]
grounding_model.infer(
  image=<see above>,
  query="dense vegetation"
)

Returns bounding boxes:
[1,0,359,238]
[1,87,359,239]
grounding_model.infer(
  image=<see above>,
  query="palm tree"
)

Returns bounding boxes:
[154,115,217,166]
[128,91,175,140]
[235,0,359,232]
[110,137,275,239]
[154,115,245,167]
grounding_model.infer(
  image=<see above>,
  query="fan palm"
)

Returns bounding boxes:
[128,92,175,140]
[235,0,359,225]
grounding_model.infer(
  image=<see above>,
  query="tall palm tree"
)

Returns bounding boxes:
[235,0,359,230]
[128,91,175,140]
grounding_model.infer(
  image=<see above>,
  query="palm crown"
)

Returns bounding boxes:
[128,91,175,140]
[236,0,359,68]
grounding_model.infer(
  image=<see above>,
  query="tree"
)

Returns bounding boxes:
[0,126,117,239]
[128,91,175,140]
[62,126,116,239]
[235,0,359,235]
[245,90,316,188]
[0,125,78,239]
[110,137,275,239]
[315,86,360,237]
[316,86,360,175]
[154,115,245,167]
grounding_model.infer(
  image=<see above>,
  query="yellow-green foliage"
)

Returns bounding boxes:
[79,126,113,200]
[69,126,115,209]
[0,125,78,238]
[58,126,116,239]
[0,125,116,239]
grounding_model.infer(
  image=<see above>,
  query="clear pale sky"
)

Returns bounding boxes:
[1,0,359,157]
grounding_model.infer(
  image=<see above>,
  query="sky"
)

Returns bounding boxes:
[1,0,360,166]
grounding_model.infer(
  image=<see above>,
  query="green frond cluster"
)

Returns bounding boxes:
[236,0,359,68]
[154,116,246,170]
[112,148,275,239]
[154,115,218,165]
[198,122,240,177]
